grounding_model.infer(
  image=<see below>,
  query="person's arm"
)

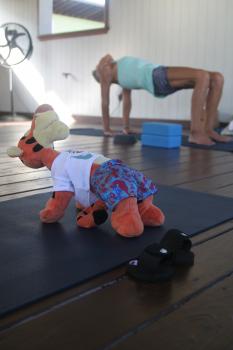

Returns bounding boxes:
[122,88,132,134]
[100,79,112,134]
[97,59,115,135]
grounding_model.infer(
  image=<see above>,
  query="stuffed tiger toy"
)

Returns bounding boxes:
[7,104,165,237]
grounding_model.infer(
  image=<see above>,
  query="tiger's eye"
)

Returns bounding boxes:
[33,144,43,152]
[26,137,36,144]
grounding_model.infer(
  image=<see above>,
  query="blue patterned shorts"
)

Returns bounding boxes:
[91,159,157,211]
[153,66,184,97]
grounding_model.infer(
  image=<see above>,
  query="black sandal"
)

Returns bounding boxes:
[126,244,175,282]
[158,229,194,266]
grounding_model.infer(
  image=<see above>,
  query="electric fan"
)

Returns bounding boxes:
[0,22,33,117]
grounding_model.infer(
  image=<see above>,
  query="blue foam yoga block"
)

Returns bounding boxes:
[141,134,181,148]
[142,122,182,136]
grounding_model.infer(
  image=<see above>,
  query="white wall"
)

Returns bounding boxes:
[0,0,233,120]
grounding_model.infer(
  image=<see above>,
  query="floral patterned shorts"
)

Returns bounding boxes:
[91,159,157,211]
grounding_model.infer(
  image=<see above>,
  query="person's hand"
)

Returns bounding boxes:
[103,129,115,136]
[122,127,138,135]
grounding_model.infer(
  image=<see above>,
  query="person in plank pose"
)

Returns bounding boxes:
[93,54,231,145]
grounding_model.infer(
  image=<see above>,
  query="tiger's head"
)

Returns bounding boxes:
[7,104,69,169]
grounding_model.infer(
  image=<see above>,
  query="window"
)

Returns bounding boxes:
[38,0,109,40]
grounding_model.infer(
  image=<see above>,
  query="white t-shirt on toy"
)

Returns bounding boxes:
[51,150,101,207]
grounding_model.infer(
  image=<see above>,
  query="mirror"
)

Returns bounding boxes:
[38,0,109,40]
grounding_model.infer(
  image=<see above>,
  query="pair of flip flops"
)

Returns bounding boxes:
[126,229,195,283]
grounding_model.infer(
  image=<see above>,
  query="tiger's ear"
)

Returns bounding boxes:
[32,110,69,147]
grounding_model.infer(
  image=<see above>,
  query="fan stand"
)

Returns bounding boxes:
[9,67,16,118]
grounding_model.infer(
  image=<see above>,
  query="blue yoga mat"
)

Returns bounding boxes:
[1,185,233,316]
[182,135,233,152]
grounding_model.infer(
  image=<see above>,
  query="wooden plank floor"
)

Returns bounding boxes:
[1,121,233,350]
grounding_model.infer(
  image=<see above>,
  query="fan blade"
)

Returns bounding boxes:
[0,49,11,66]
[6,29,26,49]
[13,44,25,57]
[4,26,11,45]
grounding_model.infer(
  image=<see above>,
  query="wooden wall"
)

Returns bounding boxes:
[0,0,233,120]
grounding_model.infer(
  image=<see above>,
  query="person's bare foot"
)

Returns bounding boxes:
[189,132,215,146]
[207,129,233,143]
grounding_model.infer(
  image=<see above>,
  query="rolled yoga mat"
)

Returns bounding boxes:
[113,134,138,144]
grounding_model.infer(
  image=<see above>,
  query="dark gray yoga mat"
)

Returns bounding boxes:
[70,128,106,136]
[1,184,233,316]
[182,135,233,152]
